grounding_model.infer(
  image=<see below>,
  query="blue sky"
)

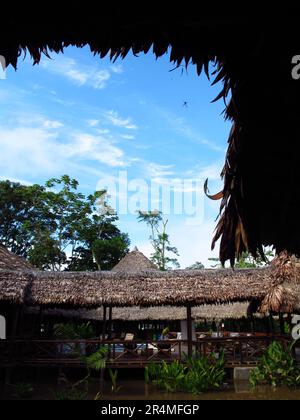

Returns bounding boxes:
[0,46,231,267]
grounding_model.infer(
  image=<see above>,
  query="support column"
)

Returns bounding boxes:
[101,305,107,340]
[108,306,113,338]
[187,304,193,357]
[279,313,285,336]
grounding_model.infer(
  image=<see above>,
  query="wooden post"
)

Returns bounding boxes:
[279,313,285,336]
[108,306,113,338]
[187,304,193,357]
[102,305,107,340]
[100,305,107,389]
[269,314,275,335]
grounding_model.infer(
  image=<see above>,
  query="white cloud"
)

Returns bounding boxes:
[87,119,99,127]
[105,110,138,130]
[0,176,32,186]
[64,133,127,167]
[41,56,111,90]
[0,127,61,176]
[110,64,123,74]
[120,134,135,140]
[146,162,175,178]
[0,117,129,179]
[43,120,64,129]
[184,162,223,181]
[157,107,226,153]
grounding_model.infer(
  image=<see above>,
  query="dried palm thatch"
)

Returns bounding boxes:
[1,8,300,265]
[112,247,157,272]
[0,245,34,271]
[0,267,272,308]
[26,302,256,322]
[259,252,300,313]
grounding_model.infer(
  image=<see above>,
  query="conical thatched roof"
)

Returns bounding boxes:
[112,247,157,272]
[0,245,33,271]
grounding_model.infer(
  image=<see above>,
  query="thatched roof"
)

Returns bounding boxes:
[0,267,272,308]
[259,253,300,314]
[0,245,34,271]
[112,247,157,272]
[30,302,254,322]
[1,8,300,264]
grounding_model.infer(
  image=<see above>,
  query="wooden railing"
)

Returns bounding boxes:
[0,335,290,368]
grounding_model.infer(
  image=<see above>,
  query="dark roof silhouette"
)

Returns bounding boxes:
[1,7,300,265]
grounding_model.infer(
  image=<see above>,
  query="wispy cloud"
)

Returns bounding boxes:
[110,64,123,74]
[0,176,32,186]
[0,114,129,179]
[87,119,99,127]
[104,110,138,130]
[184,162,223,181]
[41,56,112,90]
[43,120,64,129]
[145,162,175,178]
[157,108,226,153]
[63,133,127,167]
[120,134,135,140]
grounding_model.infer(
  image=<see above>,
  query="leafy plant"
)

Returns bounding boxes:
[147,361,186,393]
[109,369,122,393]
[184,353,226,394]
[55,388,88,400]
[12,382,34,399]
[85,347,108,371]
[250,341,300,388]
[161,327,170,338]
[53,322,95,340]
[147,354,226,394]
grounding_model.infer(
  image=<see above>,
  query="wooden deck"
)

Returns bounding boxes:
[0,335,292,369]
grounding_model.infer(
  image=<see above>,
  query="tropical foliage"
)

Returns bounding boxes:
[12,382,34,399]
[184,353,226,394]
[0,176,130,271]
[250,341,300,388]
[146,353,225,394]
[53,322,95,340]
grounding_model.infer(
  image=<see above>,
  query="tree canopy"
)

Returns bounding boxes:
[0,176,130,271]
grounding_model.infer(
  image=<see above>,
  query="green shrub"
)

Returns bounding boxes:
[84,347,108,371]
[184,353,226,394]
[146,353,226,394]
[147,361,186,393]
[53,322,95,340]
[250,341,300,388]
[12,382,34,399]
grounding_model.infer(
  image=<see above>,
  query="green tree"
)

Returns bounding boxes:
[137,210,180,271]
[208,249,275,269]
[0,176,130,271]
[0,180,49,256]
[186,261,205,270]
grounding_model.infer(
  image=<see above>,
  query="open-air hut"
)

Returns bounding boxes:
[33,249,261,338]
[1,246,300,345]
